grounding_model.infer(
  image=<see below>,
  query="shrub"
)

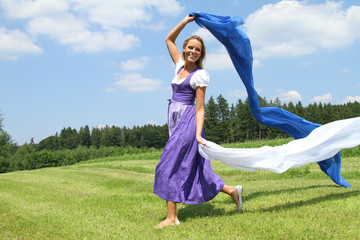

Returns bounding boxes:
[0,156,10,173]
[24,150,58,170]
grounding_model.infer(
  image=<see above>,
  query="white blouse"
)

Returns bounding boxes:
[172,58,209,89]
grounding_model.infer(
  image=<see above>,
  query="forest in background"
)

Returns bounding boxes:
[1,95,360,173]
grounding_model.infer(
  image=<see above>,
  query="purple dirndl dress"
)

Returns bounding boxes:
[153,67,225,204]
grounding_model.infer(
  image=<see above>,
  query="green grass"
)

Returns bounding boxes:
[0,140,359,239]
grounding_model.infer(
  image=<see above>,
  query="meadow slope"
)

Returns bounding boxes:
[0,141,359,239]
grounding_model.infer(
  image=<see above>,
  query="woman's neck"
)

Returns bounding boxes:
[183,61,199,72]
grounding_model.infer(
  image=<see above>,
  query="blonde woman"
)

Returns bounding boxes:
[153,15,243,229]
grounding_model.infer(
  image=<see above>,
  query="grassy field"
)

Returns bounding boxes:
[0,140,359,239]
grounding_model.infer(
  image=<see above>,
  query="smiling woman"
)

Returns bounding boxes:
[153,14,243,229]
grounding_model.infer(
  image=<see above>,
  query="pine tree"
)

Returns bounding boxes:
[216,94,231,142]
[229,104,236,143]
[79,125,91,148]
[90,127,102,148]
[244,98,258,140]
[204,96,221,142]
[233,99,248,142]
[59,127,79,149]
[101,125,121,147]
[295,101,304,118]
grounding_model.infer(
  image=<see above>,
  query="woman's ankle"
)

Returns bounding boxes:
[165,216,178,222]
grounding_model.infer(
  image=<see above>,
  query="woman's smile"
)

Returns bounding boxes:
[184,39,202,63]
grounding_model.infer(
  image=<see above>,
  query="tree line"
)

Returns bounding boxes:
[1,96,359,173]
[37,124,169,151]
[204,95,360,143]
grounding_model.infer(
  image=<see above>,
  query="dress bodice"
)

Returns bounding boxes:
[171,68,199,105]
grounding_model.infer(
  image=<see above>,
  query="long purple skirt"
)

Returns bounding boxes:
[153,101,224,204]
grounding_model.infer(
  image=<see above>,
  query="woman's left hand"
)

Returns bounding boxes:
[196,135,206,146]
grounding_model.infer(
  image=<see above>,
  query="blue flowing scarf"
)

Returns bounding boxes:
[190,12,350,187]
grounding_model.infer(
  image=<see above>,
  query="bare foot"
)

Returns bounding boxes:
[155,218,180,229]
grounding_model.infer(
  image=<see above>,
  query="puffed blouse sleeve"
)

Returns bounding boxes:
[174,58,185,76]
[190,69,210,89]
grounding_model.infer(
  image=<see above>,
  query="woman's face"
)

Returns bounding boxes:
[183,39,202,64]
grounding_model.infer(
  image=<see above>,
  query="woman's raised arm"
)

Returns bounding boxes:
[165,15,197,64]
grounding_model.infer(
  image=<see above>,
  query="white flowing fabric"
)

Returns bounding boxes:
[199,117,360,173]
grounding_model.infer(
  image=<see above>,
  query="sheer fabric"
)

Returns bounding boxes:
[199,117,360,173]
[190,12,360,187]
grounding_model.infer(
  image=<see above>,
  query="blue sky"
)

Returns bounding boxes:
[1,0,360,145]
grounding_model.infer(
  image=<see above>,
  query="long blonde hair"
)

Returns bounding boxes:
[182,35,206,69]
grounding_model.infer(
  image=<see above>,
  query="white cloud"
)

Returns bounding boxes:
[299,61,314,67]
[151,0,184,16]
[104,87,117,93]
[58,0,183,29]
[96,124,106,129]
[245,1,360,59]
[228,88,263,99]
[0,27,42,60]
[26,15,140,52]
[1,0,183,26]
[146,120,158,126]
[205,46,235,71]
[228,89,247,99]
[120,57,151,71]
[311,93,332,103]
[275,89,302,103]
[205,52,233,71]
[342,68,350,74]
[205,45,262,71]
[138,21,166,31]
[27,14,87,42]
[0,0,183,56]
[342,96,360,104]
[96,124,117,129]
[0,0,69,19]
[253,59,262,68]
[192,28,217,43]
[256,88,264,95]
[109,73,163,92]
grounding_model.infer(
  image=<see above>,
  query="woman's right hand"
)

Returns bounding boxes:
[183,14,197,24]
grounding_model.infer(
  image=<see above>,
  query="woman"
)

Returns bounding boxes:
[153,15,243,229]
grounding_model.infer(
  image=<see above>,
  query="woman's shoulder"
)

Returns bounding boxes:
[194,68,209,79]
[191,68,209,89]
[176,58,185,66]
[175,58,185,75]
